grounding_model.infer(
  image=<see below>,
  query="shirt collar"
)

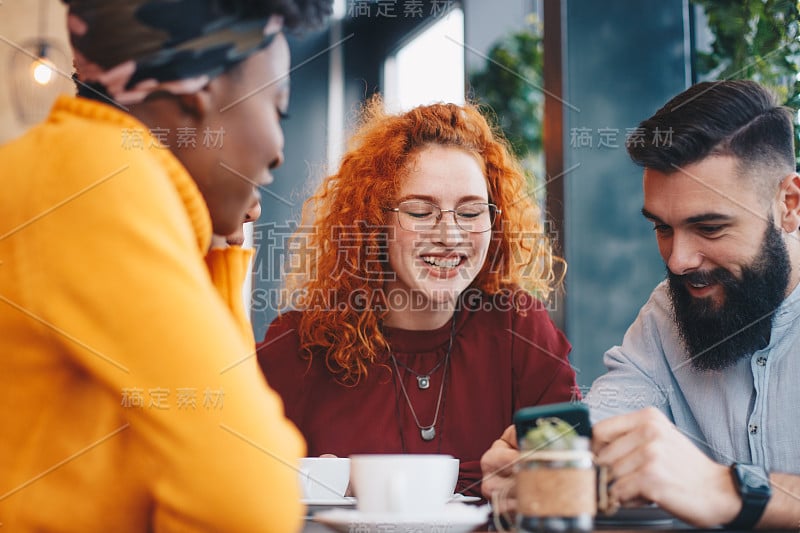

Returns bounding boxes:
[772,279,800,327]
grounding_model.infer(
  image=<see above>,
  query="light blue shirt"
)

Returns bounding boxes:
[586,280,800,474]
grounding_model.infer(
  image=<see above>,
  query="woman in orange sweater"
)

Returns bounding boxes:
[0,1,330,531]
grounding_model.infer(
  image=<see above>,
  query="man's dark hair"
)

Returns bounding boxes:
[628,80,795,175]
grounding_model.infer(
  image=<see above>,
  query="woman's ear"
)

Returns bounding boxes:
[778,173,800,233]
[176,87,213,122]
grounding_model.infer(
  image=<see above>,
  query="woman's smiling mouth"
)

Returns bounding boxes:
[421,255,464,269]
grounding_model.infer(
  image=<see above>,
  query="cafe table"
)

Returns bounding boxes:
[302,511,794,533]
[300,496,790,533]
[303,521,792,533]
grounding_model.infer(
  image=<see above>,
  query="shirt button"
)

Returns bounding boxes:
[756,357,767,366]
[749,424,759,435]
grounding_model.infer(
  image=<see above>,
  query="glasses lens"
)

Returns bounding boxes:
[397,200,439,231]
[455,203,495,232]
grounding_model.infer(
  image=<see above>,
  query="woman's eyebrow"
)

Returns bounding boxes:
[397,194,488,203]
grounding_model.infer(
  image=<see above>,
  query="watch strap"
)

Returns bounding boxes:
[725,463,771,529]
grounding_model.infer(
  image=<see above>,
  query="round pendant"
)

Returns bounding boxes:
[421,426,436,441]
[417,375,430,390]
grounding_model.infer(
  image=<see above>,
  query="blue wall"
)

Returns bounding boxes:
[251,31,331,342]
[563,0,691,388]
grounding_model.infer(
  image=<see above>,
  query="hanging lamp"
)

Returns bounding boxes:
[8,0,72,125]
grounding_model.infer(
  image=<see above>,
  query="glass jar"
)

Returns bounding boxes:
[516,436,595,532]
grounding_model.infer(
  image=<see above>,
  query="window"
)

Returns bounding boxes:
[383,8,465,113]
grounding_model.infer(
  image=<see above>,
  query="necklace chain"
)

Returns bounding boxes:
[392,354,446,389]
[390,314,456,442]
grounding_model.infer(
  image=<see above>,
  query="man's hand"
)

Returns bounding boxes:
[480,424,519,513]
[592,407,740,527]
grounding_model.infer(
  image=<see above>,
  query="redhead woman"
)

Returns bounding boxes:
[257,98,578,497]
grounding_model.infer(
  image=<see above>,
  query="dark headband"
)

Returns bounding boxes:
[64,0,283,104]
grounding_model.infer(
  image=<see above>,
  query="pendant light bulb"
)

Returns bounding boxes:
[31,57,55,86]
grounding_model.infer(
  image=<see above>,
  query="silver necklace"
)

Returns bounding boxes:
[389,314,456,441]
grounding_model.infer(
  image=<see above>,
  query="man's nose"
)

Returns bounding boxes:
[665,232,704,275]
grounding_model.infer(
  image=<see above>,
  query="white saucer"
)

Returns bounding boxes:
[448,493,482,504]
[313,503,490,533]
[302,496,356,507]
[303,495,477,506]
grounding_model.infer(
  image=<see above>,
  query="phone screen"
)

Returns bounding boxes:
[513,401,592,445]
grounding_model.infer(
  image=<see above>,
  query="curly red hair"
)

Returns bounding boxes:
[282,96,562,384]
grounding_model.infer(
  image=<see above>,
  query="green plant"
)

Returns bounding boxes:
[521,417,581,451]
[468,20,544,182]
[692,0,800,164]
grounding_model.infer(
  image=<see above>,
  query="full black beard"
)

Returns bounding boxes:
[667,221,790,371]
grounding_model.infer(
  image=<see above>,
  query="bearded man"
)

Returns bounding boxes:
[480,80,800,529]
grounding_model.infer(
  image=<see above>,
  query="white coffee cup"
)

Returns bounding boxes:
[350,454,459,514]
[298,457,351,501]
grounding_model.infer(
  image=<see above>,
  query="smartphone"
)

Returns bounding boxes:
[513,401,592,445]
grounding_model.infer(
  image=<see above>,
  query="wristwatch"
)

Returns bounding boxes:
[725,463,771,529]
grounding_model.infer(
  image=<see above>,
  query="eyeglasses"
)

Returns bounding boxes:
[386,200,501,233]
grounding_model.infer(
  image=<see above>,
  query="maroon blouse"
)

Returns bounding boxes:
[257,291,576,497]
